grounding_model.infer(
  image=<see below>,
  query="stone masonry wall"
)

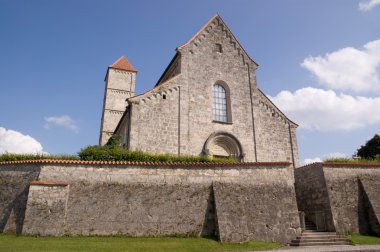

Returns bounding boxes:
[323,165,380,234]
[100,68,136,146]
[254,91,297,165]
[23,182,69,236]
[214,181,300,243]
[0,161,300,243]
[0,164,40,233]
[38,162,300,242]
[118,15,299,165]
[295,163,380,234]
[128,77,182,155]
[294,164,335,231]
[179,17,259,161]
[179,16,298,164]
[359,177,380,235]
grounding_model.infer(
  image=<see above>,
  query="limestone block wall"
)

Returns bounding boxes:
[254,91,298,166]
[0,161,300,243]
[128,78,182,155]
[359,177,380,235]
[295,163,380,234]
[290,127,299,167]
[179,18,257,161]
[214,181,300,243]
[100,68,136,146]
[323,164,380,234]
[0,164,40,233]
[294,164,335,231]
[106,69,136,92]
[23,182,69,236]
[115,15,299,165]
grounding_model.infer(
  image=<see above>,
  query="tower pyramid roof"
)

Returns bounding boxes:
[109,56,137,72]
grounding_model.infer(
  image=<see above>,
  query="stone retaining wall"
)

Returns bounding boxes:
[0,164,40,233]
[23,182,69,236]
[295,163,380,235]
[0,161,300,243]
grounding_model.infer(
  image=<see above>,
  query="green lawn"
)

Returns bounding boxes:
[0,234,281,252]
[348,234,380,245]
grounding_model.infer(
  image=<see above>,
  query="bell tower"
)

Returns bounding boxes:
[99,56,137,145]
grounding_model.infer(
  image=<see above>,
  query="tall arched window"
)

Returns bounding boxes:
[213,83,231,122]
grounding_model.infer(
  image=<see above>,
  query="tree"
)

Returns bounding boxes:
[357,134,380,159]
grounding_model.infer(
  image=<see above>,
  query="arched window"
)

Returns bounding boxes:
[213,83,231,122]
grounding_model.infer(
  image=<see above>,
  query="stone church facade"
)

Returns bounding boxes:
[100,14,299,166]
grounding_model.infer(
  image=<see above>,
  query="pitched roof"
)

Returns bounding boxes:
[109,56,137,72]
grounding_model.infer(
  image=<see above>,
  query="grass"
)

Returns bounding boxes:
[0,234,281,252]
[348,234,380,245]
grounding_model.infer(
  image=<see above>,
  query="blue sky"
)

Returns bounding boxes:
[0,0,379,164]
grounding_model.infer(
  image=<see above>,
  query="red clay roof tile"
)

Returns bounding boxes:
[109,56,137,72]
[0,159,291,167]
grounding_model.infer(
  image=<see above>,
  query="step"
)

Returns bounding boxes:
[295,237,349,242]
[302,231,334,235]
[295,236,348,240]
[292,239,351,244]
[290,241,352,246]
[300,234,344,238]
[301,232,342,235]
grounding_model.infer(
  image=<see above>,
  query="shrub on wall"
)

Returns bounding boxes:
[0,153,78,162]
[324,155,380,163]
[0,134,235,163]
[0,149,234,163]
[78,145,234,163]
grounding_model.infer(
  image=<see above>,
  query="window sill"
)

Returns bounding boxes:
[212,120,233,125]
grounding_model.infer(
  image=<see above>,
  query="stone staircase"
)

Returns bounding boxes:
[291,219,352,246]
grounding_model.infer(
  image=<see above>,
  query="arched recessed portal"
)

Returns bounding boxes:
[202,132,244,161]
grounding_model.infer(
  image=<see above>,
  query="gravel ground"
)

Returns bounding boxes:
[251,245,380,252]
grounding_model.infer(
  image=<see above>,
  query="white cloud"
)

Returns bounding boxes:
[301,39,380,93]
[0,127,45,154]
[359,0,380,11]
[269,87,380,131]
[44,115,79,133]
[304,157,322,165]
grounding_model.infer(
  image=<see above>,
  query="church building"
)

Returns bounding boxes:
[99,14,299,166]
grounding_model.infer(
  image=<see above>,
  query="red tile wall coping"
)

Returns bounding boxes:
[300,162,380,169]
[30,181,69,187]
[0,159,291,167]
